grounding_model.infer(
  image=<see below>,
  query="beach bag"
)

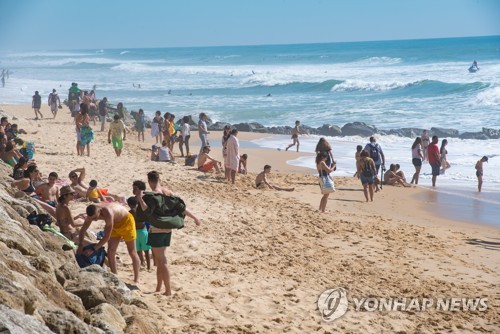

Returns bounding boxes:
[363,159,374,177]
[75,244,107,268]
[135,192,186,229]
[319,174,335,194]
[185,154,197,166]
[368,143,380,162]
[27,211,52,228]
[20,141,35,160]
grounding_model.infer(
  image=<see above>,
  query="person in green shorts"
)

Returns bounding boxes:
[108,114,126,157]
[127,196,151,270]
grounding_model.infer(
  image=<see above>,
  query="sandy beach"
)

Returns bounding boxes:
[1,103,499,333]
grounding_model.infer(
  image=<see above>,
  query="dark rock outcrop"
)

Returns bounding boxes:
[482,127,500,139]
[317,124,342,137]
[341,122,377,137]
[430,127,459,138]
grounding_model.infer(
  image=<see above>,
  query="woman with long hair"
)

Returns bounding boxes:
[440,139,451,174]
[410,137,424,184]
[315,137,335,169]
[316,152,335,212]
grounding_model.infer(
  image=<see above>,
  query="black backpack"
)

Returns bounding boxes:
[363,159,374,177]
[369,143,379,162]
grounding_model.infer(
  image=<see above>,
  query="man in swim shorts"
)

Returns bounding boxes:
[77,203,140,283]
[475,156,488,192]
[108,114,126,157]
[197,146,221,173]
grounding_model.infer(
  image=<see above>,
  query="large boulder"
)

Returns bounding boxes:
[208,121,232,131]
[482,127,499,139]
[317,124,342,137]
[0,304,54,334]
[90,303,127,333]
[341,122,377,137]
[386,128,425,138]
[459,132,490,140]
[430,127,459,138]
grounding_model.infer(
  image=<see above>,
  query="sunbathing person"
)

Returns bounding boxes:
[11,164,56,216]
[68,167,88,199]
[383,164,411,187]
[36,171,60,207]
[55,186,92,245]
[255,165,294,191]
[197,145,222,173]
[0,141,22,167]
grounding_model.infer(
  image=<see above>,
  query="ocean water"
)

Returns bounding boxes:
[0,36,499,195]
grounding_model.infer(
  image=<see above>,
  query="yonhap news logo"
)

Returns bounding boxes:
[318,288,488,322]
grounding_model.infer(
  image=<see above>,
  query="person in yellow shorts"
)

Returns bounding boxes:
[77,203,140,283]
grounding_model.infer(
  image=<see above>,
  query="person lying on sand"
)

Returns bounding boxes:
[255,165,294,191]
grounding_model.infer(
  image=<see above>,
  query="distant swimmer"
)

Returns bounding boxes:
[252,70,255,75]
[167,90,171,94]
[133,83,136,88]
[138,84,141,88]
[266,93,272,97]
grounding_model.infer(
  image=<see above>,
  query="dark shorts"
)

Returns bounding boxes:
[360,175,374,185]
[476,170,483,178]
[412,158,422,167]
[147,232,171,248]
[291,134,298,139]
[431,163,441,176]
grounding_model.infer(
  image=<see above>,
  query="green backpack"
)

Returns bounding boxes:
[135,192,186,229]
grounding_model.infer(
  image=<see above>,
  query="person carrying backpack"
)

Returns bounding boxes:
[357,149,377,202]
[364,136,385,192]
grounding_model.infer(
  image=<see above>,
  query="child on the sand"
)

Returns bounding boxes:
[238,154,248,174]
[285,120,301,152]
[135,109,145,142]
[353,145,363,177]
[127,196,151,270]
[197,146,222,173]
[255,165,294,191]
[86,180,114,203]
[475,156,488,192]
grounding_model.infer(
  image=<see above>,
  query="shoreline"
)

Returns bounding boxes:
[1,103,498,332]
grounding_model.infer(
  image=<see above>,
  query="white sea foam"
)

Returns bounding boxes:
[331,79,409,92]
[474,86,500,106]
[353,56,402,65]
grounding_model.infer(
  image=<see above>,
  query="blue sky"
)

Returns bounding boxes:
[0,0,499,50]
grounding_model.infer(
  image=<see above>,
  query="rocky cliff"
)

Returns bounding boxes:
[0,162,159,334]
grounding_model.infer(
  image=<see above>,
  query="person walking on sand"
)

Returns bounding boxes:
[32,91,43,120]
[98,97,108,132]
[286,120,301,152]
[48,89,61,118]
[135,108,145,142]
[315,137,335,169]
[226,129,240,184]
[255,165,294,191]
[78,103,94,157]
[134,171,201,295]
[364,136,385,192]
[108,114,126,157]
[316,152,336,212]
[78,203,141,284]
[475,156,488,192]
[440,139,451,174]
[410,137,424,184]
[353,145,363,177]
[198,112,210,154]
[428,136,441,187]
[357,149,376,202]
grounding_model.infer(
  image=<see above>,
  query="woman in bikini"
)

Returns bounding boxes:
[55,186,90,244]
[11,164,56,216]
